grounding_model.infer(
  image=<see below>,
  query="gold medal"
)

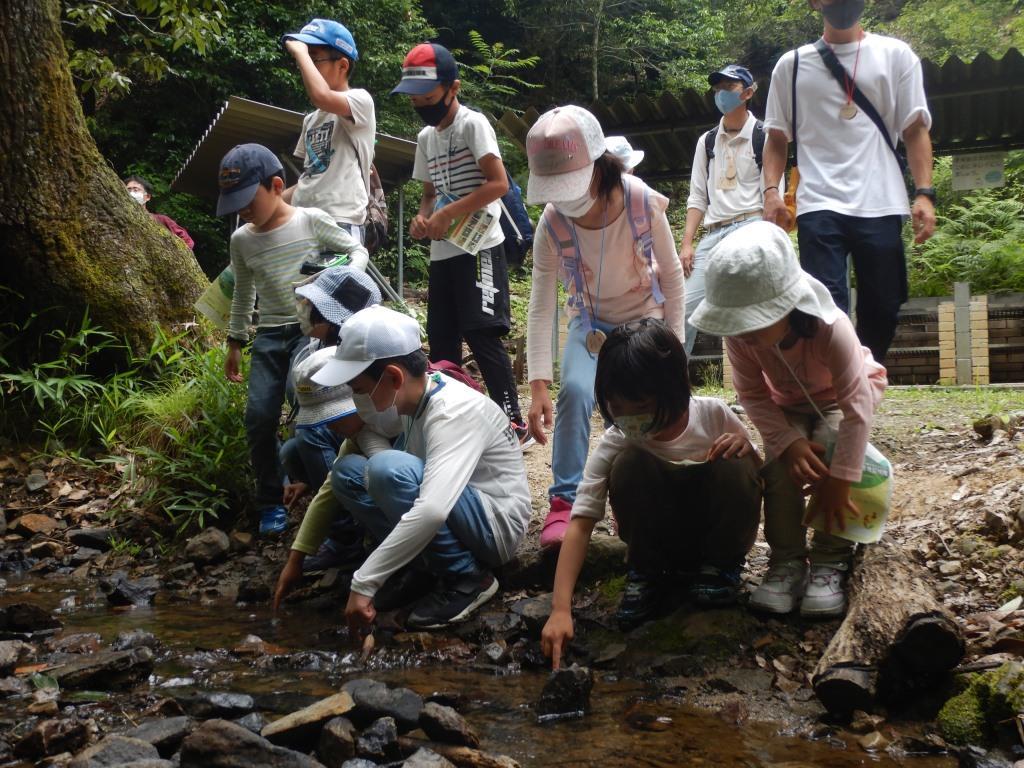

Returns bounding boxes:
[585,329,607,355]
[840,103,858,120]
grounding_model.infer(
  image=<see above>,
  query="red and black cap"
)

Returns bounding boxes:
[391,43,458,96]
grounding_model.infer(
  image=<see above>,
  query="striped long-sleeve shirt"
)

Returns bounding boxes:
[228,206,368,342]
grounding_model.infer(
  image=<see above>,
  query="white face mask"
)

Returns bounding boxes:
[353,377,402,436]
[553,189,596,219]
[296,299,314,336]
[128,189,147,205]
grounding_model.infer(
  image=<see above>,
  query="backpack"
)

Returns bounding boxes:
[362,164,389,255]
[497,169,534,269]
[428,360,484,393]
[541,174,665,317]
[704,119,767,176]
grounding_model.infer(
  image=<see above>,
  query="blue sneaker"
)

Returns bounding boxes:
[690,564,743,606]
[258,506,288,535]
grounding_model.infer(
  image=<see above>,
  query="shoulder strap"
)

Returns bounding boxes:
[704,127,719,175]
[541,207,587,316]
[621,175,665,305]
[752,120,766,171]
[498,198,524,242]
[813,38,908,175]
[791,48,799,167]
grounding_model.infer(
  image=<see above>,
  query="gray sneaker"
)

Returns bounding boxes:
[749,560,808,614]
[800,565,847,618]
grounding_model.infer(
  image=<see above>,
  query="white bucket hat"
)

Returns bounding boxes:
[525,105,606,204]
[292,346,357,428]
[605,135,644,170]
[689,221,841,337]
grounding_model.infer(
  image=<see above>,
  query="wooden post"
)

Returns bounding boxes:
[720,337,733,391]
[938,301,956,385]
[971,295,990,385]
[953,282,973,385]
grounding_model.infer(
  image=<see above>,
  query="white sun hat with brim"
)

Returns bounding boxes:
[292,347,357,428]
[312,305,423,387]
[605,135,644,170]
[525,105,607,204]
[689,221,841,337]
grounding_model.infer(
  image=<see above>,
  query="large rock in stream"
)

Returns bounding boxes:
[51,647,154,689]
[180,719,325,768]
[0,640,35,674]
[67,734,161,767]
[418,702,480,748]
[122,716,194,756]
[261,692,355,750]
[537,664,594,722]
[14,718,90,760]
[341,679,422,732]
[185,528,230,565]
[0,602,62,634]
[100,573,161,607]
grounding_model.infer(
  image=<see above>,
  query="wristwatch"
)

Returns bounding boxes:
[914,187,937,203]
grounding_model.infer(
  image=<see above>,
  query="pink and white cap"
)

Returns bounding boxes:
[525,105,607,204]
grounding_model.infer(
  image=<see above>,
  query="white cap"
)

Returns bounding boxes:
[525,105,607,204]
[292,347,357,428]
[312,305,422,386]
[606,135,644,170]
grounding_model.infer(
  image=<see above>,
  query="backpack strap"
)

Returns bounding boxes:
[752,119,766,171]
[541,206,589,320]
[704,126,719,177]
[791,48,800,167]
[622,175,665,305]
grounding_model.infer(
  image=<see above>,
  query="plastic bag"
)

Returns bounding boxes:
[805,438,894,544]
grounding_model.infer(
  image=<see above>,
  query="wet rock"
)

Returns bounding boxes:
[165,562,198,584]
[51,647,154,690]
[143,698,187,719]
[0,639,34,673]
[66,528,114,552]
[179,719,325,768]
[849,710,885,734]
[261,692,356,750]
[479,641,509,666]
[185,528,230,566]
[858,731,890,752]
[25,471,49,492]
[316,717,356,767]
[178,691,256,720]
[342,679,423,733]
[30,540,65,559]
[14,718,90,760]
[0,601,63,633]
[509,594,553,635]
[100,573,160,607]
[939,662,1024,746]
[112,629,159,651]
[122,717,193,757]
[229,531,253,552]
[252,692,320,714]
[592,642,627,669]
[959,745,1014,768]
[418,702,479,748]
[891,733,949,755]
[537,664,593,721]
[12,512,60,536]
[354,717,399,763]
[0,676,30,697]
[403,748,456,768]
[70,547,101,566]
[339,761,376,768]
[235,712,267,734]
[237,583,271,604]
[67,735,159,767]
[47,632,102,655]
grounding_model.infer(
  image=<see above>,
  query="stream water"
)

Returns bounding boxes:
[4,575,957,767]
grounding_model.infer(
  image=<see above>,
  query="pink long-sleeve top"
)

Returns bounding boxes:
[726,313,887,482]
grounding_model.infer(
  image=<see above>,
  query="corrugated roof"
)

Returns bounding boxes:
[498,48,1024,182]
[172,95,417,199]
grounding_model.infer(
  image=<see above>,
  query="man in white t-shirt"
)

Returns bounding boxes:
[312,305,531,631]
[761,0,936,364]
[391,42,529,447]
[283,18,376,242]
[680,64,774,357]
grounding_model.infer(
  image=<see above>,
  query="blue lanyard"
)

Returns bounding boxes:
[395,373,445,452]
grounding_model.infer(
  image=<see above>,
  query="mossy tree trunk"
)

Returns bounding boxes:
[0,0,208,357]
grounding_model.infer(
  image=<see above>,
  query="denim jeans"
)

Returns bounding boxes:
[245,325,305,508]
[549,316,616,503]
[331,450,500,578]
[684,216,762,357]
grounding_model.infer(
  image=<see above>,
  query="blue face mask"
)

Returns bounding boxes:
[714,89,745,116]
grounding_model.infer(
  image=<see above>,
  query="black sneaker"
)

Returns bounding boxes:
[615,570,667,630]
[302,538,366,576]
[405,573,499,629]
[689,565,743,607]
[374,567,437,612]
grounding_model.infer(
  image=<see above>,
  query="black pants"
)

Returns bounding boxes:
[796,211,907,365]
[426,245,521,423]
[608,446,762,573]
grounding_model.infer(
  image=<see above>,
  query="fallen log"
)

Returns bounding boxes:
[812,541,964,716]
[398,737,520,768]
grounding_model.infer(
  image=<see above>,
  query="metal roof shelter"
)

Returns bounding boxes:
[498,48,1024,182]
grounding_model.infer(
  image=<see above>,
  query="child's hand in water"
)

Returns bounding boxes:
[706,433,754,461]
[541,609,574,671]
[804,475,855,534]
[781,438,828,492]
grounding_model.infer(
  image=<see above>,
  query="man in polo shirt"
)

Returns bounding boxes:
[679,64,772,357]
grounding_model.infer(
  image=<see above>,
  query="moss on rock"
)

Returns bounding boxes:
[937,662,1024,746]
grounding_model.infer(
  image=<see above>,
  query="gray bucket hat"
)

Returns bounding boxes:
[295,266,381,328]
[292,346,357,428]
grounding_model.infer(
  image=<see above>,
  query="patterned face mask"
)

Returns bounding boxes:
[614,413,654,440]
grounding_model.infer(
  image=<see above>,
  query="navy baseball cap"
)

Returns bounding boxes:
[283,18,358,61]
[709,64,754,88]
[391,43,458,96]
[216,143,284,216]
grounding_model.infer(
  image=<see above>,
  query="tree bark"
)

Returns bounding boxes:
[0,0,207,357]
[812,542,965,716]
[590,0,604,102]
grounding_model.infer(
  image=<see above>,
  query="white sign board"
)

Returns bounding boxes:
[952,152,1006,191]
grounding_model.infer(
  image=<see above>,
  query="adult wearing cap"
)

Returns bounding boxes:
[605,136,644,174]
[679,63,773,357]
[216,142,368,536]
[308,306,530,630]
[524,105,685,549]
[282,18,376,242]
[761,0,936,364]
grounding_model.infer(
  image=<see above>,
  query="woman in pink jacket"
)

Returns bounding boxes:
[690,221,887,618]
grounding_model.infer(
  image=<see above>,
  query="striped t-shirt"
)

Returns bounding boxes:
[228,206,368,341]
[413,105,505,262]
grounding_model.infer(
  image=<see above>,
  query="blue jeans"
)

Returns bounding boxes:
[684,216,761,357]
[246,325,305,508]
[549,316,616,503]
[331,450,500,579]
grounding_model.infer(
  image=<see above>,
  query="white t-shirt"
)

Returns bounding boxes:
[292,88,376,225]
[687,112,779,225]
[349,374,531,597]
[412,105,505,262]
[764,33,931,218]
[571,397,755,521]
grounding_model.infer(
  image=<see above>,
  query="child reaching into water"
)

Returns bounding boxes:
[690,221,887,618]
[541,319,762,667]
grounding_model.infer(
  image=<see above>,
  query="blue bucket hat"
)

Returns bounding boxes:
[709,64,754,88]
[216,143,284,216]
[283,18,358,61]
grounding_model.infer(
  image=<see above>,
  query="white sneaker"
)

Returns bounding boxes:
[749,560,808,614]
[800,565,847,618]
